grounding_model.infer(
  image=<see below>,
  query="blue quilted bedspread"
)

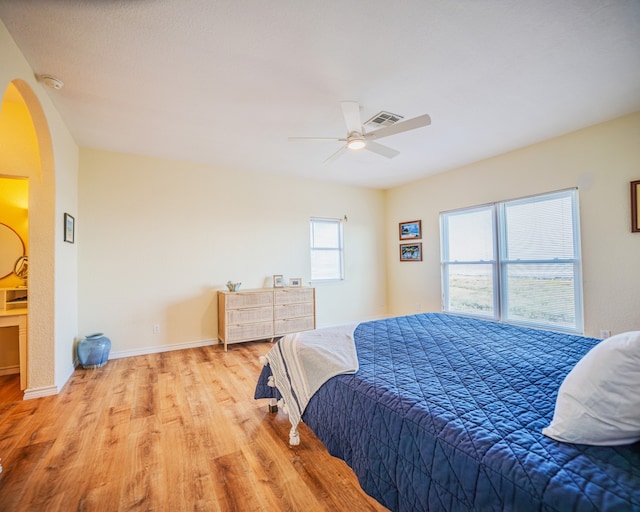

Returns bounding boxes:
[255,313,640,511]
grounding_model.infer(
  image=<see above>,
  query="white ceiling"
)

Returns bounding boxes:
[1,1,639,189]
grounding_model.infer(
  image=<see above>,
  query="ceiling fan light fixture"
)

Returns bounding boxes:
[290,101,430,163]
[347,135,366,150]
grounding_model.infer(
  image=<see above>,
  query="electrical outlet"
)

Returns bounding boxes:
[153,324,160,334]
[599,329,611,339]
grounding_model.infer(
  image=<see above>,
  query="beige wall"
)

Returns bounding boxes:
[78,149,387,354]
[386,111,640,337]
[80,113,640,356]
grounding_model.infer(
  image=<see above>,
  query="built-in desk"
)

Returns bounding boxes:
[0,309,27,390]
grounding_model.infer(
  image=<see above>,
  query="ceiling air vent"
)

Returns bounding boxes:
[363,111,404,131]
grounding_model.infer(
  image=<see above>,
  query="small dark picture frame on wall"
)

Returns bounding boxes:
[400,243,422,261]
[64,213,75,243]
[399,220,421,240]
[631,180,640,233]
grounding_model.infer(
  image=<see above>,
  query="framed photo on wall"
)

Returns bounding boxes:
[632,180,640,233]
[399,220,421,240]
[64,213,75,243]
[400,243,422,261]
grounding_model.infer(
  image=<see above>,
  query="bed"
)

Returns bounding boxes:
[254,313,640,511]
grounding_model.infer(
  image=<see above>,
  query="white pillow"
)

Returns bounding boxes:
[542,331,640,446]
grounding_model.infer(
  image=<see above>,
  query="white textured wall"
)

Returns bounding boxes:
[1,20,80,393]
[78,149,387,354]
[385,112,640,337]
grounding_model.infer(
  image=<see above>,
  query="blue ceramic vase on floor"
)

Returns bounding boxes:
[77,333,111,369]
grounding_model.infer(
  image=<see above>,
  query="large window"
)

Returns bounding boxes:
[310,217,344,281]
[440,189,583,333]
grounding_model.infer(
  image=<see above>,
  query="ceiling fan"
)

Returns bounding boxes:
[289,101,431,163]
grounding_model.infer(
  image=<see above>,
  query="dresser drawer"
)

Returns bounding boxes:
[274,302,314,320]
[225,291,273,309]
[226,321,274,342]
[227,306,273,325]
[274,288,314,305]
[275,316,315,336]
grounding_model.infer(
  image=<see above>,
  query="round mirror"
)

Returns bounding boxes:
[0,223,25,279]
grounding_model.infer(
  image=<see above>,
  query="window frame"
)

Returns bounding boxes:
[310,217,344,282]
[440,204,499,320]
[440,188,583,333]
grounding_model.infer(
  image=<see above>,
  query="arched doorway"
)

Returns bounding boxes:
[0,80,56,398]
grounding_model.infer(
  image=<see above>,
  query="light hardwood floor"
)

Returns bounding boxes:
[0,342,388,511]
[0,374,21,403]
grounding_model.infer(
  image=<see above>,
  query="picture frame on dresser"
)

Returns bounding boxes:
[289,278,302,287]
[273,274,284,288]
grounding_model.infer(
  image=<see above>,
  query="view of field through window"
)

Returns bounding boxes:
[442,189,581,331]
[449,272,576,327]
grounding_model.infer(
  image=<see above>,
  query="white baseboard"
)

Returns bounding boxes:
[61,362,76,384]
[0,365,19,377]
[23,384,58,400]
[109,338,217,360]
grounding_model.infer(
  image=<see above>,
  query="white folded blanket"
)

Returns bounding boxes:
[264,323,359,445]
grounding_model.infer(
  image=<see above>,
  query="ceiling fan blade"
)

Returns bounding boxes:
[340,101,362,134]
[365,141,400,159]
[365,113,431,141]
[289,136,345,142]
[323,144,349,164]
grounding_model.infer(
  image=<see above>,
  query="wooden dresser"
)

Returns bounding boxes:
[217,287,315,351]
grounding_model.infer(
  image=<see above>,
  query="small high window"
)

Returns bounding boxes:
[310,217,344,281]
